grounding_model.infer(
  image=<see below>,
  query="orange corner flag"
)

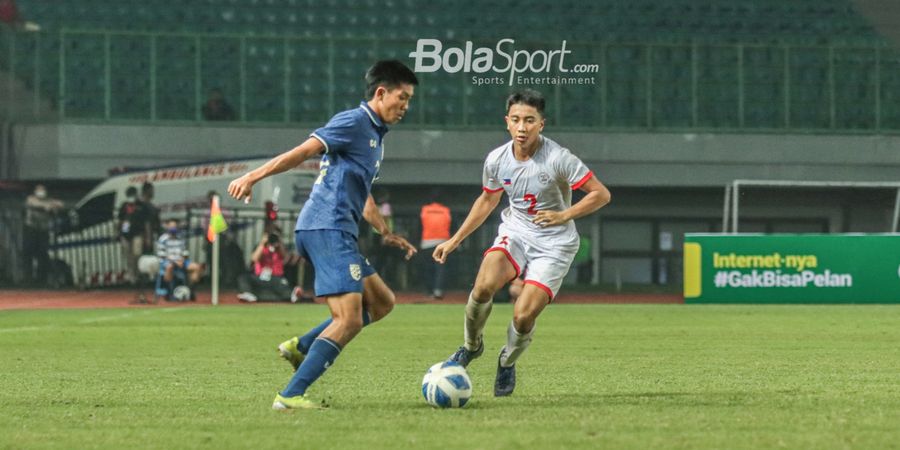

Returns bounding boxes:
[207,196,228,242]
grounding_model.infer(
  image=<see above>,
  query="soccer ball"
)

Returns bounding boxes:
[421,361,472,408]
[172,285,192,301]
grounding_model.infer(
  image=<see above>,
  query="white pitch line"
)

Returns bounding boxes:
[0,307,185,333]
[0,326,43,334]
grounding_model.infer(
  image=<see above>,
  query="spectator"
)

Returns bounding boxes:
[420,192,451,299]
[140,182,160,254]
[237,232,302,303]
[202,88,236,121]
[117,186,142,284]
[22,184,63,284]
[156,218,202,291]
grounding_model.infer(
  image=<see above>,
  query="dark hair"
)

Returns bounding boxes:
[365,60,418,99]
[506,89,545,116]
[125,186,138,196]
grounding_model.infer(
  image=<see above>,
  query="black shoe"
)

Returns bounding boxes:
[447,340,484,368]
[494,347,516,397]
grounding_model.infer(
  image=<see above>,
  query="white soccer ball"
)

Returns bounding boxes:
[172,285,192,301]
[421,361,472,408]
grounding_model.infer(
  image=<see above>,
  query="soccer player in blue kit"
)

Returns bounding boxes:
[227,60,419,410]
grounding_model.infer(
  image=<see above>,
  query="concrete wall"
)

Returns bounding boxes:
[10,123,900,187]
[7,122,898,288]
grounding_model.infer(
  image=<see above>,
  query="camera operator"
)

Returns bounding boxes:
[237,231,301,302]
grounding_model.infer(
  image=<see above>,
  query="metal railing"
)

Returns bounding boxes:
[50,208,300,288]
[2,28,899,132]
[44,208,493,291]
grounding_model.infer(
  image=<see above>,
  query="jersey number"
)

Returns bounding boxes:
[523,194,537,215]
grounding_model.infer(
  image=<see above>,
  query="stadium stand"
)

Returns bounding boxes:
[0,0,892,130]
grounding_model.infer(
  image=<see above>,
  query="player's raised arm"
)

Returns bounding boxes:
[432,188,503,264]
[532,175,611,228]
[363,194,417,260]
[227,137,325,202]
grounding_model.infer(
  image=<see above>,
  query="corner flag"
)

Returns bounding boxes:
[207,195,228,242]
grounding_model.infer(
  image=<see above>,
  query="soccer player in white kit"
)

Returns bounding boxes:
[432,89,611,396]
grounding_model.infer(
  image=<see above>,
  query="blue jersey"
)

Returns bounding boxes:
[295,102,387,237]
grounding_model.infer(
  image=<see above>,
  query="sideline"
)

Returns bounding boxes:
[0,307,185,333]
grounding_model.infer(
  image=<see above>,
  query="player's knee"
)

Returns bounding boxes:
[512,313,536,334]
[380,293,395,315]
[368,289,395,320]
[338,317,364,335]
[471,283,496,301]
[382,289,396,307]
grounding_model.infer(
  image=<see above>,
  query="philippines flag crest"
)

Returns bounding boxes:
[503,178,511,185]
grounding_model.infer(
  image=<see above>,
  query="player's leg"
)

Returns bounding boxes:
[449,235,521,367]
[280,252,379,372]
[495,252,571,397]
[361,271,395,322]
[275,291,362,409]
[291,272,387,336]
[277,231,374,378]
[494,284,549,397]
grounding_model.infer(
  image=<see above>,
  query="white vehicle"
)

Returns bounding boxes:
[55,156,319,287]
[72,156,319,228]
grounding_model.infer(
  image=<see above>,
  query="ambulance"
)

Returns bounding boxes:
[55,156,320,287]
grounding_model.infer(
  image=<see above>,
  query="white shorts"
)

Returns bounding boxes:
[483,223,578,300]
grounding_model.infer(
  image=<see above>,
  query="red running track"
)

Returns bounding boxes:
[0,289,683,311]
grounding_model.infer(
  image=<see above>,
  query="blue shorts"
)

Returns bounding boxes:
[159,258,192,274]
[295,229,375,297]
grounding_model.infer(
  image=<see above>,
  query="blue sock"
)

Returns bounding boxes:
[281,338,342,397]
[297,310,371,354]
[298,319,332,354]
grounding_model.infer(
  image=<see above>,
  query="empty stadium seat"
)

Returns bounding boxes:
[2,0,889,131]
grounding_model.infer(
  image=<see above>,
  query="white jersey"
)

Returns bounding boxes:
[482,136,593,245]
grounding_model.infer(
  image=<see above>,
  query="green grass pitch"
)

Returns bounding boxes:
[2,303,900,449]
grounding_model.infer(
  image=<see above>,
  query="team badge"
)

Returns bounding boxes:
[349,264,361,281]
[538,172,551,185]
[370,139,377,148]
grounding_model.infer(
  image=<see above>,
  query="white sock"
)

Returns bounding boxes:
[499,321,534,367]
[464,292,492,351]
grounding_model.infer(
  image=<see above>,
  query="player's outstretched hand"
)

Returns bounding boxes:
[383,233,417,260]
[227,174,254,203]
[432,240,459,264]
[532,210,569,228]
